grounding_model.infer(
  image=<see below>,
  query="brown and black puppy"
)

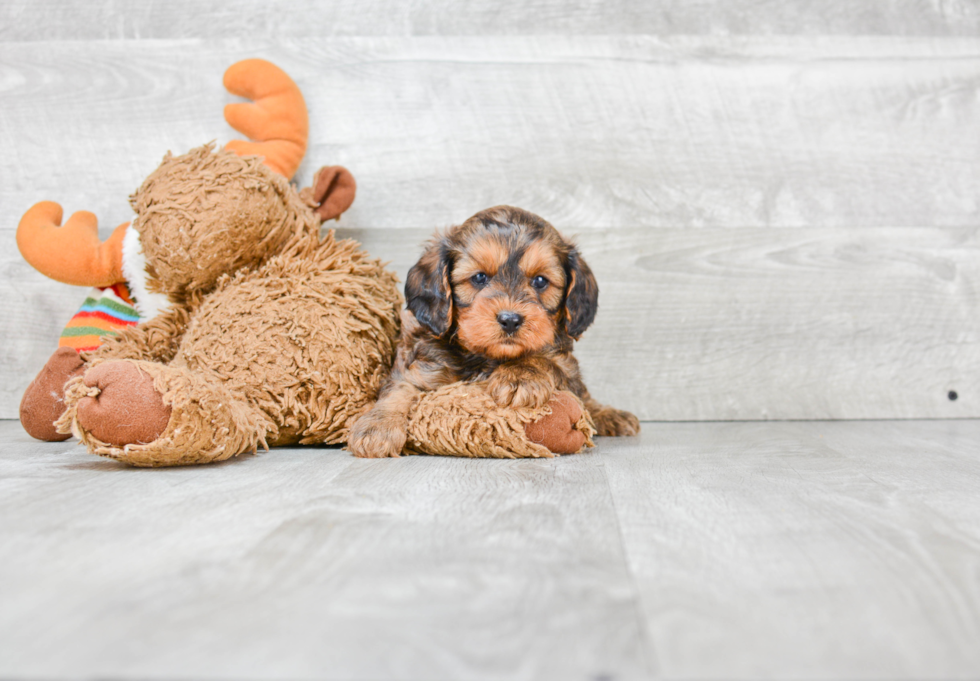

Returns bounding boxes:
[349,205,639,458]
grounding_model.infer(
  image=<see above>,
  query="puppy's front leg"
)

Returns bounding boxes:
[487,356,560,409]
[349,381,419,458]
[584,397,641,437]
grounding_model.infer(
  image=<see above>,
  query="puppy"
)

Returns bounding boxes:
[349,205,639,458]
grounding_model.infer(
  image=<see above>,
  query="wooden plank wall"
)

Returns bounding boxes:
[1,2,977,421]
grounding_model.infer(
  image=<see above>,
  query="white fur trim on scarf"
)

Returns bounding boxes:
[121,221,171,321]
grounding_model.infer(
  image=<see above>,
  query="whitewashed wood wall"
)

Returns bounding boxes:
[1,1,978,421]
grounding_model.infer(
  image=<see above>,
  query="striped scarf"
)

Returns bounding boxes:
[59,283,140,353]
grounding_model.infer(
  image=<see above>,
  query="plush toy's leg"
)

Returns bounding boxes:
[58,360,272,467]
[20,347,87,441]
[403,384,596,459]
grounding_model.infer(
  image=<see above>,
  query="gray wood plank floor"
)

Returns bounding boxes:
[2,418,979,679]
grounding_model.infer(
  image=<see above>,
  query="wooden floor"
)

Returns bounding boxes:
[2,418,979,680]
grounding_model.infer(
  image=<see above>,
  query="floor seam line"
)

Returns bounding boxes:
[598,450,659,678]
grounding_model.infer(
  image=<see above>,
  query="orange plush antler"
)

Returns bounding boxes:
[16,201,127,287]
[223,59,308,180]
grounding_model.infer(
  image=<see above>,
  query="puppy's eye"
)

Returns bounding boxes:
[471,272,489,287]
[531,275,549,290]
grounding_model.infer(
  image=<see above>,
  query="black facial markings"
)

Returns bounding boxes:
[493,243,527,290]
[405,207,592,385]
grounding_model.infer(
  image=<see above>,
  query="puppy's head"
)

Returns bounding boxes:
[405,206,598,359]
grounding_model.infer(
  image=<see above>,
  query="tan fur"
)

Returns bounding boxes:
[59,358,269,467]
[456,295,554,360]
[56,145,403,466]
[518,241,565,309]
[350,205,638,459]
[84,305,191,364]
[456,238,508,279]
[30,150,611,463]
[132,144,313,299]
[403,382,595,459]
[486,354,559,408]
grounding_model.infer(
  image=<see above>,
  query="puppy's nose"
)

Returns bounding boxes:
[497,311,524,335]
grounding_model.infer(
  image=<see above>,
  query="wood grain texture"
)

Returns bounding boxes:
[1,37,978,420]
[1,0,978,39]
[5,225,976,421]
[0,223,980,421]
[333,225,980,422]
[0,420,651,680]
[1,38,978,230]
[3,418,980,679]
[603,419,980,679]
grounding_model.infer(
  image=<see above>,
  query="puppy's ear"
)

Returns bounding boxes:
[563,249,599,339]
[405,240,453,337]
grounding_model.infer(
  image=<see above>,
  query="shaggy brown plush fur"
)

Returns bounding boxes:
[405,384,595,458]
[54,146,402,466]
[133,144,316,298]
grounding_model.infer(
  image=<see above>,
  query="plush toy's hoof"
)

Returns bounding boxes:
[20,347,86,441]
[524,392,589,455]
[75,362,172,447]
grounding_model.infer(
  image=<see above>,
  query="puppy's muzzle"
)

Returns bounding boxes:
[496,311,524,335]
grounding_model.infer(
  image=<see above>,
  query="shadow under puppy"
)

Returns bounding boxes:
[350,205,639,458]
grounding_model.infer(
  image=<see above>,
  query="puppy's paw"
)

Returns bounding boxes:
[488,371,554,409]
[591,406,640,437]
[349,410,408,458]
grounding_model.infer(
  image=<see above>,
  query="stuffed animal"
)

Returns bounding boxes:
[16,59,595,465]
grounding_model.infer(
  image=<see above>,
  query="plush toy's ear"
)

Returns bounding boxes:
[405,240,453,337]
[223,59,308,180]
[16,201,128,287]
[307,165,357,222]
[563,248,599,339]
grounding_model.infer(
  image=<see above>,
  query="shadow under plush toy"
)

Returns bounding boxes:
[17,58,594,466]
